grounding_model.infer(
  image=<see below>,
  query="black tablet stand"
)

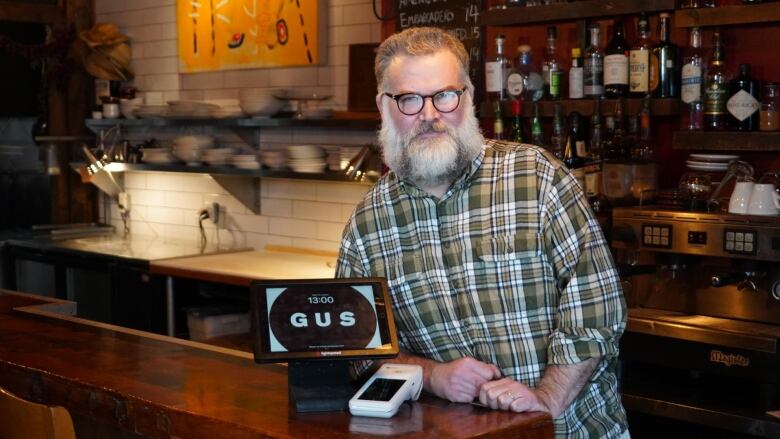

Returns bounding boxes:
[288,360,355,412]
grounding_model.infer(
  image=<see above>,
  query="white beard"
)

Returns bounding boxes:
[379,98,484,190]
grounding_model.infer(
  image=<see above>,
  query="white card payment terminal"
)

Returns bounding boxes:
[348,364,423,418]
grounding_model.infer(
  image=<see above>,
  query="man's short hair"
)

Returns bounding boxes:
[374,27,472,93]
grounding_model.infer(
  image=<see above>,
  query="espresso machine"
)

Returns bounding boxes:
[611,207,780,438]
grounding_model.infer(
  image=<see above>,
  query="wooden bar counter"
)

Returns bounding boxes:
[0,290,553,439]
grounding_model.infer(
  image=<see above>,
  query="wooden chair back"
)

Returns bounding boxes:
[0,386,76,439]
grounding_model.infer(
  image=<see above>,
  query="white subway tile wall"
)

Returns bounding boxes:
[105,174,368,253]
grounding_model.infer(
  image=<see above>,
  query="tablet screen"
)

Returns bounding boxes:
[250,278,399,363]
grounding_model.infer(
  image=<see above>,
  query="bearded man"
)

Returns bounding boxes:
[336,27,629,439]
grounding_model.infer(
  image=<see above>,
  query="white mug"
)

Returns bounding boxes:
[747,184,780,215]
[728,181,754,214]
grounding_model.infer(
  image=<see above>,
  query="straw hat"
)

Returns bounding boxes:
[78,23,134,81]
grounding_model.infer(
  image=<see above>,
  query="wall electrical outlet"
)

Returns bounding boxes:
[201,202,221,225]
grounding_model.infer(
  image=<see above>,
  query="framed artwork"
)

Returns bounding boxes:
[177,0,324,73]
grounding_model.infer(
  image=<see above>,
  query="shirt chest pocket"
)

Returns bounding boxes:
[472,232,551,315]
[476,232,543,262]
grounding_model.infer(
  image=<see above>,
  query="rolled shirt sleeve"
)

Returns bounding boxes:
[541,163,627,368]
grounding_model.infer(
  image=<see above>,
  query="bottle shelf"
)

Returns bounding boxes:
[480,0,676,26]
[672,130,780,151]
[674,3,780,28]
[480,98,679,118]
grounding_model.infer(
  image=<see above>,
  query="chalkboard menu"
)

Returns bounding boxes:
[396,0,484,94]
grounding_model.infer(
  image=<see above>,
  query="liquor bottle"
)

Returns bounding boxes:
[681,27,705,130]
[589,97,603,162]
[486,34,510,104]
[584,23,604,98]
[493,101,505,140]
[510,99,525,143]
[531,102,546,147]
[604,19,629,98]
[629,13,652,97]
[516,45,544,102]
[542,26,563,100]
[563,111,587,189]
[569,48,584,99]
[585,98,607,230]
[505,55,526,101]
[651,13,679,98]
[703,31,731,131]
[632,95,654,160]
[603,98,627,160]
[727,63,760,131]
[550,102,566,158]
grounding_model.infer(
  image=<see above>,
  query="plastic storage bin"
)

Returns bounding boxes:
[186,305,250,341]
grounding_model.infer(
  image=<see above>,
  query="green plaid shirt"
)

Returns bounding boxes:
[336,140,628,438]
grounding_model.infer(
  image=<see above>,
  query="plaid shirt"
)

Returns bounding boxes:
[336,140,628,438]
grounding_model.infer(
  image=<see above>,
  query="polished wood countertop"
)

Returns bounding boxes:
[0,290,553,439]
[149,246,338,285]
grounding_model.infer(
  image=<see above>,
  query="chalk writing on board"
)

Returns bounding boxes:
[396,0,484,89]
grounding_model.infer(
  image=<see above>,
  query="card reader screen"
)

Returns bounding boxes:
[358,378,405,401]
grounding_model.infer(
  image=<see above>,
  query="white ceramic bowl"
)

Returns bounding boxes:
[239,97,282,117]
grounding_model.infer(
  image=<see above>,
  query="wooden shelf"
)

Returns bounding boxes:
[84,115,379,133]
[79,162,376,184]
[672,131,780,151]
[674,3,780,28]
[480,98,679,118]
[480,0,675,26]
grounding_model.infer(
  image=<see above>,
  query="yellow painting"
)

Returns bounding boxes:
[177,0,320,72]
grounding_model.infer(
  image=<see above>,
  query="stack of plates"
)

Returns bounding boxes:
[287,145,326,173]
[140,148,173,164]
[172,135,214,165]
[685,154,739,172]
[231,154,261,170]
[134,105,169,118]
[167,101,220,118]
[202,147,233,166]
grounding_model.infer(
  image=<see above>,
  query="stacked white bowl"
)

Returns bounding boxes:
[119,97,142,119]
[287,145,326,173]
[172,135,214,165]
[231,153,261,170]
[239,88,285,117]
[202,147,234,166]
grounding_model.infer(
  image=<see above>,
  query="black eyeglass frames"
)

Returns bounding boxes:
[383,87,467,116]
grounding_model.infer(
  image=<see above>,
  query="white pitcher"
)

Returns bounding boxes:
[729,181,754,214]
[747,183,780,215]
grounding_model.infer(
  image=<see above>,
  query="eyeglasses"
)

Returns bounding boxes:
[383,87,467,116]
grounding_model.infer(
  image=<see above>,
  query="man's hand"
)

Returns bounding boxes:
[428,357,502,403]
[478,377,550,413]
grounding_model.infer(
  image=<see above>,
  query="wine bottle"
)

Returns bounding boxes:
[604,19,629,98]
[531,102,545,147]
[510,99,525,143]
[550,102,566,158]
[629,13,652,97]
[703,31,731,131]
[486,34,510,104]
[584,23,604,98]
[727,63,760,131]
[651,13,679,98]
[493,101,505,140]
[563,111,587,189]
